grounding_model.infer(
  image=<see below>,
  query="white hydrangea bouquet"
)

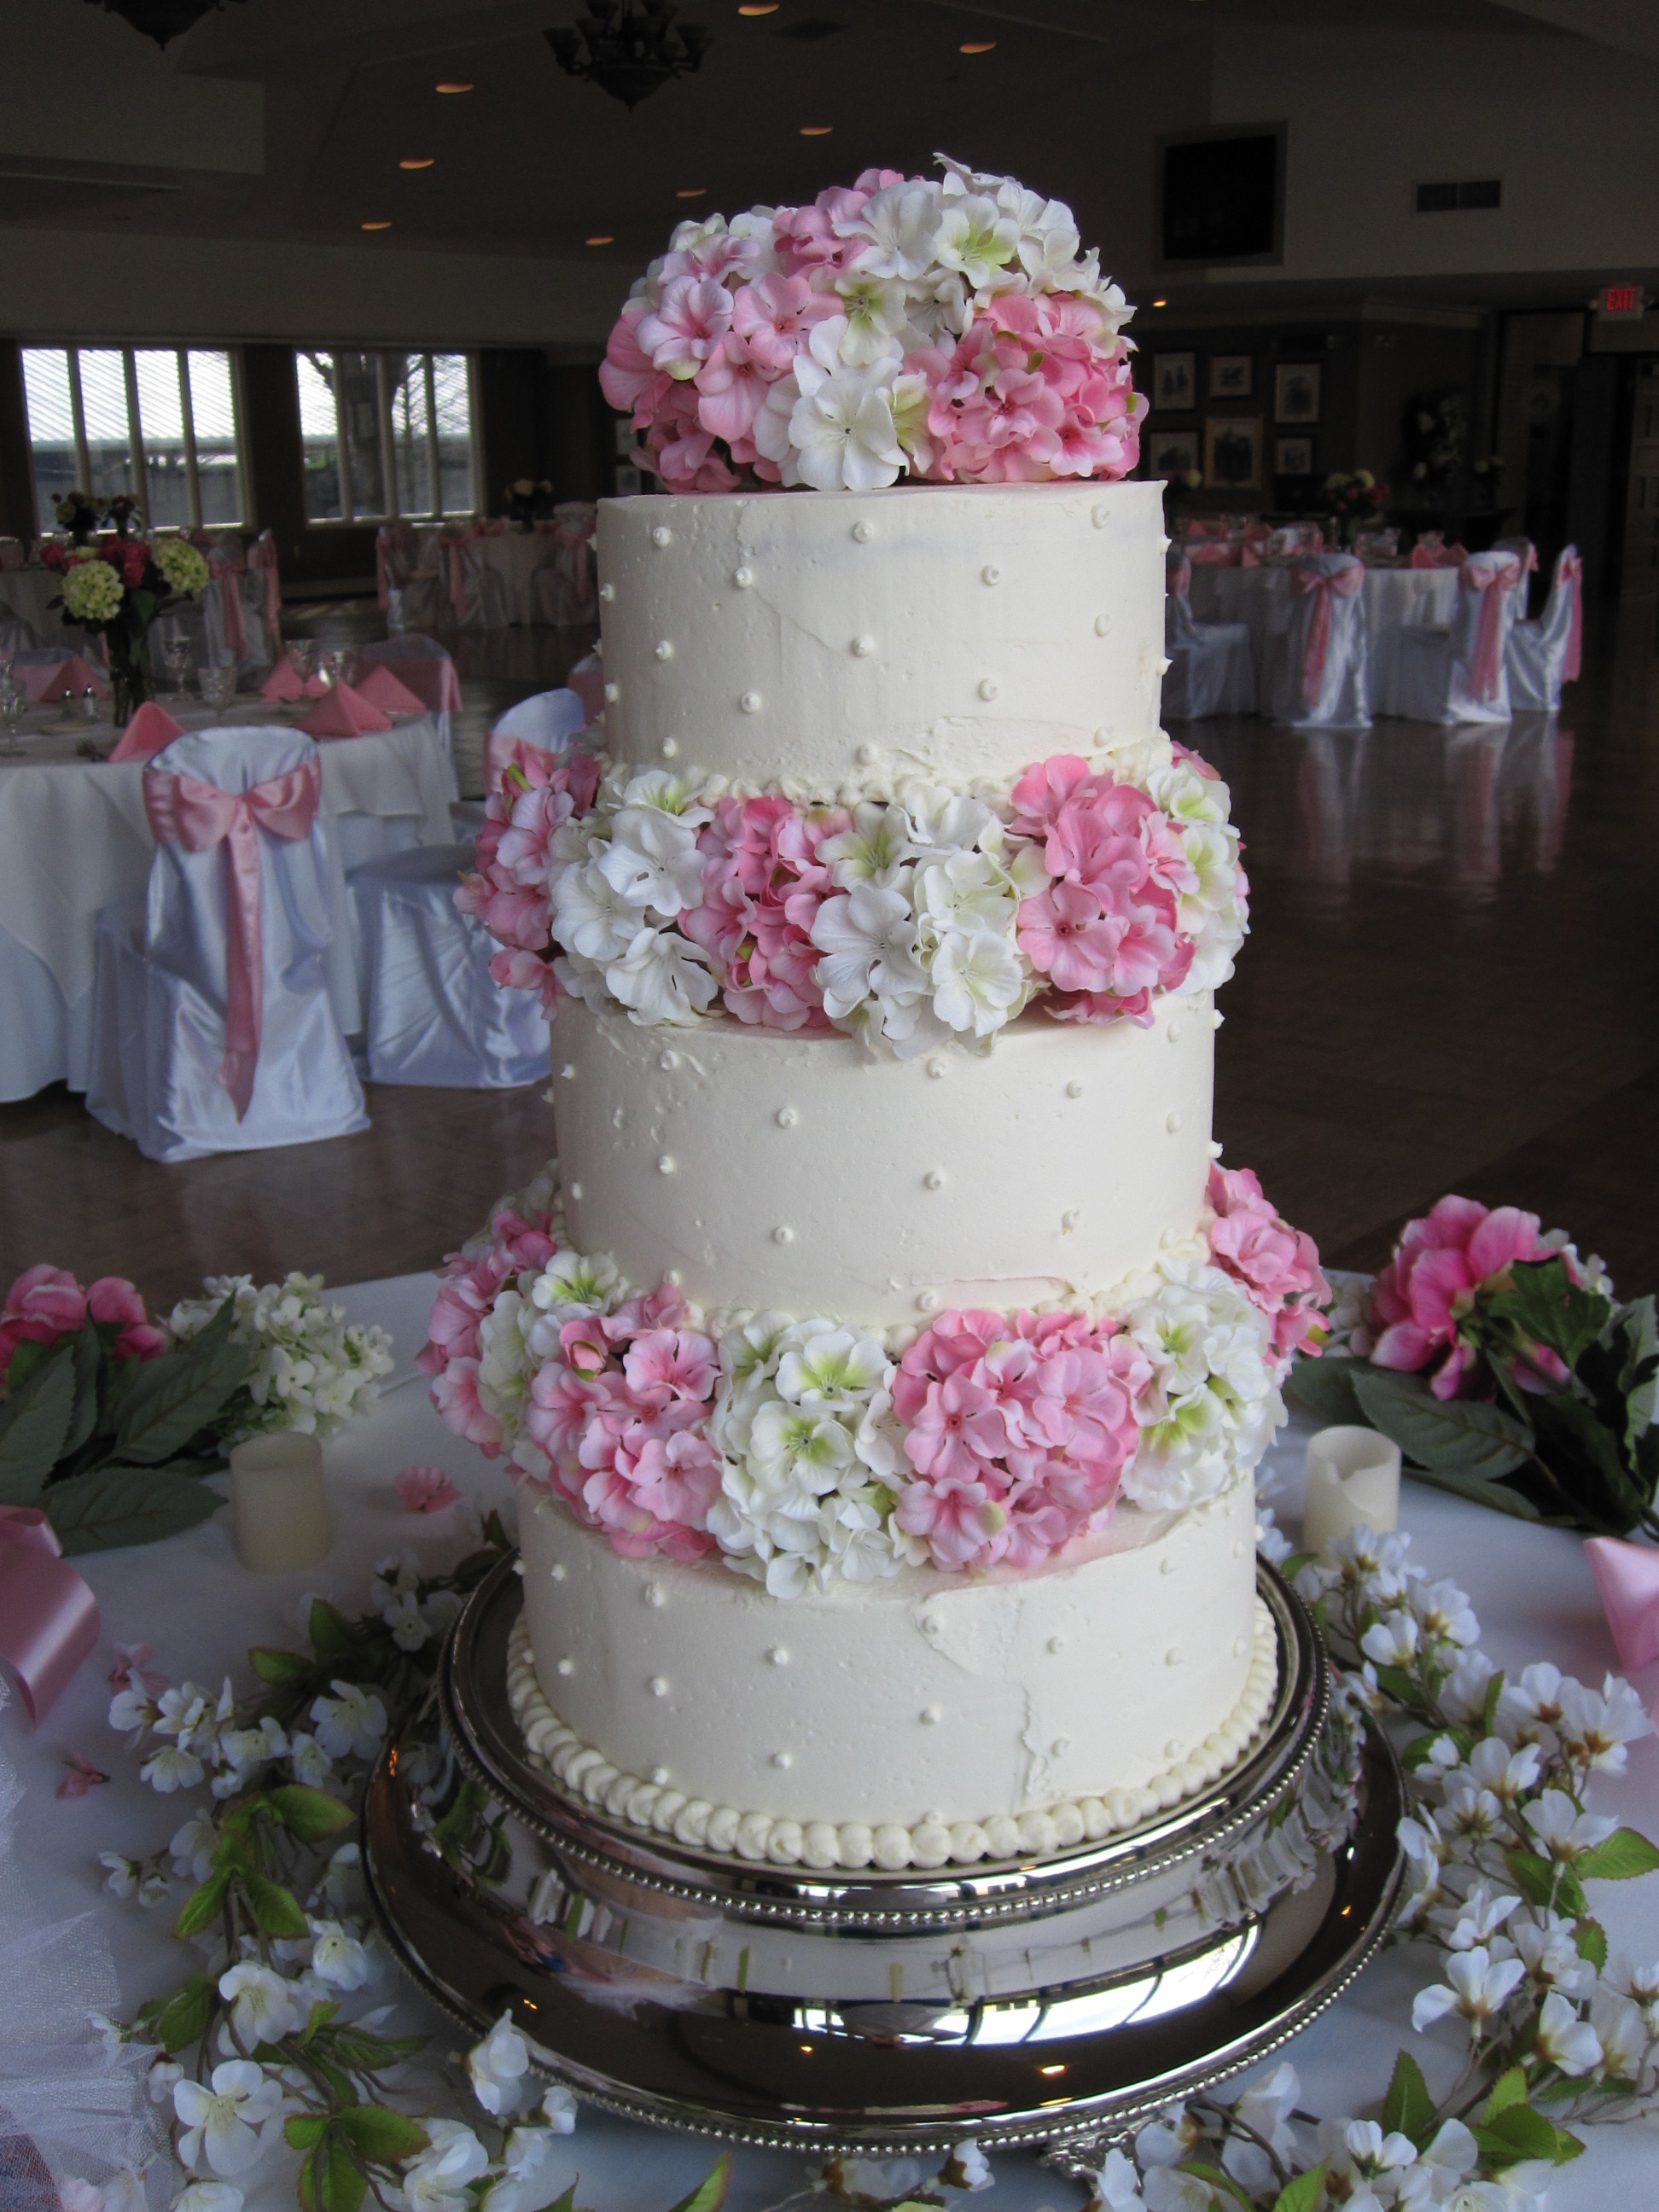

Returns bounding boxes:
[168,1273,395,1444]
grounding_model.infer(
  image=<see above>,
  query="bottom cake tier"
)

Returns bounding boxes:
[511,1478,1278,1871]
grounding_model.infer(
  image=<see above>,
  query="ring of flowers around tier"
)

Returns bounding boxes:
[419,1160,1328,1597]
[505,1603,1279,1870]
[600,154,1146,496]
[457,742,1249,1057]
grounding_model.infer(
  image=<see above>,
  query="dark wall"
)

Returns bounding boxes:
[1354,318,1487,492]
[0,345,38,540]
[475,351,614,507]
[241,343,379,591]
[1138,320,1361,514]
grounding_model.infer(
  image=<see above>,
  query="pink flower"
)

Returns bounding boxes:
[430,1359,502,1453]
[1008,754,1096,835]
[418,1252,512,1376]
[895,1476,1009,1572]
[904,1370,1016,1484]
[694,333,774,444]
[394,1465,461,1513]
[86,1277,168,1361]
[109,1643,167,1696]
[1016,882,1124,994]
[1206,1166,1329,1364]
[0,1264,87,1375]
[680,795,839,1031]
[730,274,835,374]
[627,1429,722,1529]
[1370,1196,1552,1400]
[56,1754,110,1800]
[598,299,671,419]
[622,1328,719,1406]
[637,275,733,380]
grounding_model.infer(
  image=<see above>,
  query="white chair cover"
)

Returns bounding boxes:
[440,533,509,631]
[1160,560,1255,720]
[482,687,587,790]
[1394,551,1522,725]
[1507,544,1582,713]
[1263,553,1371,729]
[0,612,38,657]
[349,842,550,1088]
[85,725,368,1162]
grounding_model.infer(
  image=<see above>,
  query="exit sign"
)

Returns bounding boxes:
[1599,283,1647,320]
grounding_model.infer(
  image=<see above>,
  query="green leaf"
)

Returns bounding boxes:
[285,2116,329,2151]
[62,1324,103,1460]
[1615,1293,1658,1448]
[1482,1669,1507,1735]
[1175,2163,1255,2212]
[307,1598,361,1666]
[1396,1462,1543,1521]
[1487,1256,1610,1367]
[113,1299,249,1465]
[1530,1393,1650,1532]
[3,1337,51,1393]
[248,1645,314,1685]
[0,1342,76,1503]
[1504,1848,1586,1918]
[300,2000,340,2042]
[318,2023,428,2068]
[172,1869,230,1939]
[1352,1367,1533,1478]
[1270,2169,1326,2212]
[1474,2103,1559,2167]
[1482,2066,1528,2120]
[236,1865,308,1938]
[267,1784,354,1842]
[1382,2048,1435,2150]
[664,2157,731,2212]
[1575,1918,1609,1970]
[1575,1827,1659,1881]
[330,2105,429,2163]
[1286,1354,1363,1428]
[298,2133,366,2212]
[133,1972,215,2055]
[46,1467,223,1554]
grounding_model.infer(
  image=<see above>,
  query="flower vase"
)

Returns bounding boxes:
[108,632,152,728]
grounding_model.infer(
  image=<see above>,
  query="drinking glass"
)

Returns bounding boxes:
[286,637,317,683]
[0,677,24,754]
[320,646,352,690]
[162,634,194,697]
[198,663,237,712]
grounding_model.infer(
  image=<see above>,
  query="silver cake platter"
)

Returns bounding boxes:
[363,1552,1406,2158]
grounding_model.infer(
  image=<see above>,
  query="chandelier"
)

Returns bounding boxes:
[545,0,711,110]
[85,0,248,46]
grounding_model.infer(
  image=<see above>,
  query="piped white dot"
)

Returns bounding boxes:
[769,1646,789,1667]
[855,742,878,765]
[560,1062,576,1080]
[1167,1020,1185,1042]
[771,1750,791,1768]
[649,1675,668,1697]
[1160,1555,1176,1576]
[926,1057,946,1079]
[924,1169,946,1190]
[1065,1079,1084,1098]
[772,1225,795,1245]
[1211,1009,1225,1029]
[603,681,620,702]
[740,690,762,714]
[550,1562,567,1582]
[660,736,678,759]
[654,638,673,661]
[917,1290,939,1313]
[1093,613,1110,637]
[1208,1140,1224,1160]
[568,1180,583,1201]
[851,634,875,657]
[1165,1738,1183,1761]
[852,519,875,544]
[656,1155,675,1175]
[1062,1209,1079,1231]
[977,676,999,701]
[556,1657,574,1677]
[1165,1647,1183,1667]
[920,1707,941,1726]
[1092,503,1112,528]
[981,563,1001,585]
[598,581,615,602]
[650,525,672,548]
[1167,1110,1184,1133]
[650,1766,669,1786]
[1233,1637,1249,1659]
[776,1106,798,1128]
[1047,1635,1064,1654]
[1051,1737,1070,1757]
[659,1049,679,1072]
[733,565,754,588]
[644,1582,665,1608]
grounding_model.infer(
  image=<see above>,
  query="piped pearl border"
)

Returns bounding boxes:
[504,1599,1278,1872]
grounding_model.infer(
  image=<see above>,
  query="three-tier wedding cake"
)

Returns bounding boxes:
[423,158,1327,1877]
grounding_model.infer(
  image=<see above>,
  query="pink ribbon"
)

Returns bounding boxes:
[375,528,393,612]
[252,531,282,646]
[1584,1538,1659,1685]
[206,540,248,661]
[1461,556,1521,701]
[1293,560,1364,703]
[143,756,323,1119]
[0,1505,100,1722]
[1558,550,1583,682]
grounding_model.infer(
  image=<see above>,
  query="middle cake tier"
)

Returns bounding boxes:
[553,992,1217,1329]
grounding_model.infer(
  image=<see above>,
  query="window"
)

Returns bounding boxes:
[294,349,476,523]
[20,345,246,533]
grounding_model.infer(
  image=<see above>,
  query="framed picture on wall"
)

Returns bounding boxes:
[1152,352,1196,410]
[1205,415,1262,491]
[1208,353,1254,399]
[1275,362,1321,423]
[1148,428,1200,480]
[1275,435,1315,477]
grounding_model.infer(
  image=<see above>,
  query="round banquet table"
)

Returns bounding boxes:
[416,527,562,627]
[1,564,103,654]
[2,1266,1651,2211]
[1186,562,1460,718]
[0,704,458,1101]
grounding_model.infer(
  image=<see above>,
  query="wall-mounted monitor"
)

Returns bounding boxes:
[1158,126,1285,267]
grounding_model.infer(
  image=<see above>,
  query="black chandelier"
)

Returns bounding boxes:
[545,0,710,110]
[85,0,248,47]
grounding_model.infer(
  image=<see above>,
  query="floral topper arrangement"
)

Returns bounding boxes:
[1292,1196,1656,1540]
[599,153,1146,494]
[0,1265,392,1554]
[40,531,210,720]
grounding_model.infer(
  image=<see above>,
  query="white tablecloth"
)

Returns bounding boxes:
[2,1269,1654,2210]
[0,710,458,1100]
[0,565,73,641]
[1187,565,1459,718]
[416,531,560,627]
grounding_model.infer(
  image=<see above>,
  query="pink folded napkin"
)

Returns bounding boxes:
[108,701,184,761]
[260,662,335,701]
[300,681,393,738]
[1186,542,1238,567]
[353,664,425,715]
[19,654,111,704]
[1409,543,1469,569]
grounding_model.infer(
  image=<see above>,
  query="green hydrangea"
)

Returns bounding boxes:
[61,556,125,624]
[152,534,210,597]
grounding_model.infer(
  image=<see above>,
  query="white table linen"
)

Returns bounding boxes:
[1,1267,1653,2210]
[0,710,457,1101]
[1188,566,1459,719]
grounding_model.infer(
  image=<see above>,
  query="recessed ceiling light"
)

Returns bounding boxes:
[737,3,779,13]
[585,235,615,246]
[435,81,474,93]
[959,38,995,52]
[676,186,707,198]
[799,124,833,136]
[399,157,435,170]
[362,220,393,231]
[1151,297,1167,307]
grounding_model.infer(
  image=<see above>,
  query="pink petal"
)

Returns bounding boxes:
[1465,1205,1544,1283]
[1370,1320,1434,1372]
[394,1464,461,1513]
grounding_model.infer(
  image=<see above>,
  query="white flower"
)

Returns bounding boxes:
[1084,2147,1145,2209]
[1220,2061,1300,2194]
[818,802,914,890]
[172,2188,244,2212]
[1360,1611,1421,1671]
[308,1682,387,1762]
[596,806,706,919]
[1521,1789,1616,1863]
[138,1869,172,1909]
[154,1684,211,1745]
[605,924,718,1026]
[1589,1987,1647,2078]
[1435,1882,1519,1950]
[830,277,911,367]
[1557,1674,1651,1773]
[1534,1988,1601,2075]
[99,1852,140,1898]
[1411,1577,1480,1650]
[934,193,1020,289]
[382,1591,431,1651]
[811,882,925,1022]
[539,2084,577,2134]
[218,1962,304,2048]
[1494,1662,1566,1743]
[836,178,943,281]
[173,2061,282,2176]
[1412,1946,1526,2038]
[1508,1909,1595,1995]
[1121,1264,1280,1511]
[400,2120,491,2212]
[108,1685,161,1740]
[306,1917,373,1990]
[148,2058,183,2104]
[1604,1949,1659,2030]
[466,2009,534,2118]
[287,1732,334,1789]
[939,2137,992,2192]
[930,927,1024,1037]
[141,1744,205,1794]
[551,859,637,965]
[530,1249,621,1320]
[788,350,906,492]
[483,2127,570,2212]
[1461,1736,1541,1806]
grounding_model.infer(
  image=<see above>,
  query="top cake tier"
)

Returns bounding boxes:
[596,480,1168,800]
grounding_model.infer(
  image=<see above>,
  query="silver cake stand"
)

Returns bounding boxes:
[362,1552,1406,2161]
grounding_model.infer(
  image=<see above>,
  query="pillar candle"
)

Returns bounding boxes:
[1301,1423,1402,1555]
[230,1431,330,1573]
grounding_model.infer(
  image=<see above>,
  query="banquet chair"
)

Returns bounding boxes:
[84,725,368,1162]
[0,610,39,655]
[1262,553,1371,730]
[348,842,550,1087]
[1161,558,1255,720]
[1507,544,1582,713]
[1393,551,1523,725]
[483,686,588,792]
[199,533,275,676]
[439,531,509,632]
[377,524,445,634]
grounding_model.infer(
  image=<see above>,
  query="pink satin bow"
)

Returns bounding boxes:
[1293,561,1364,703]
[1584,1537,1659,1684]
[206,538,248,661]
[1461,556,1521,701]
[0,1505,100,1721]
[1558,550,1583,683]
[251,532,282,647]
[143,756,323,1118]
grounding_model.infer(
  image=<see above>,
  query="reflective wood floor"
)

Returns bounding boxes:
[4,602,1657,1313]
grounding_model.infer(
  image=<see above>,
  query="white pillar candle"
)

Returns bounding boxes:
[230,1432,330,1574]
[1301,1424,1402,1555]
